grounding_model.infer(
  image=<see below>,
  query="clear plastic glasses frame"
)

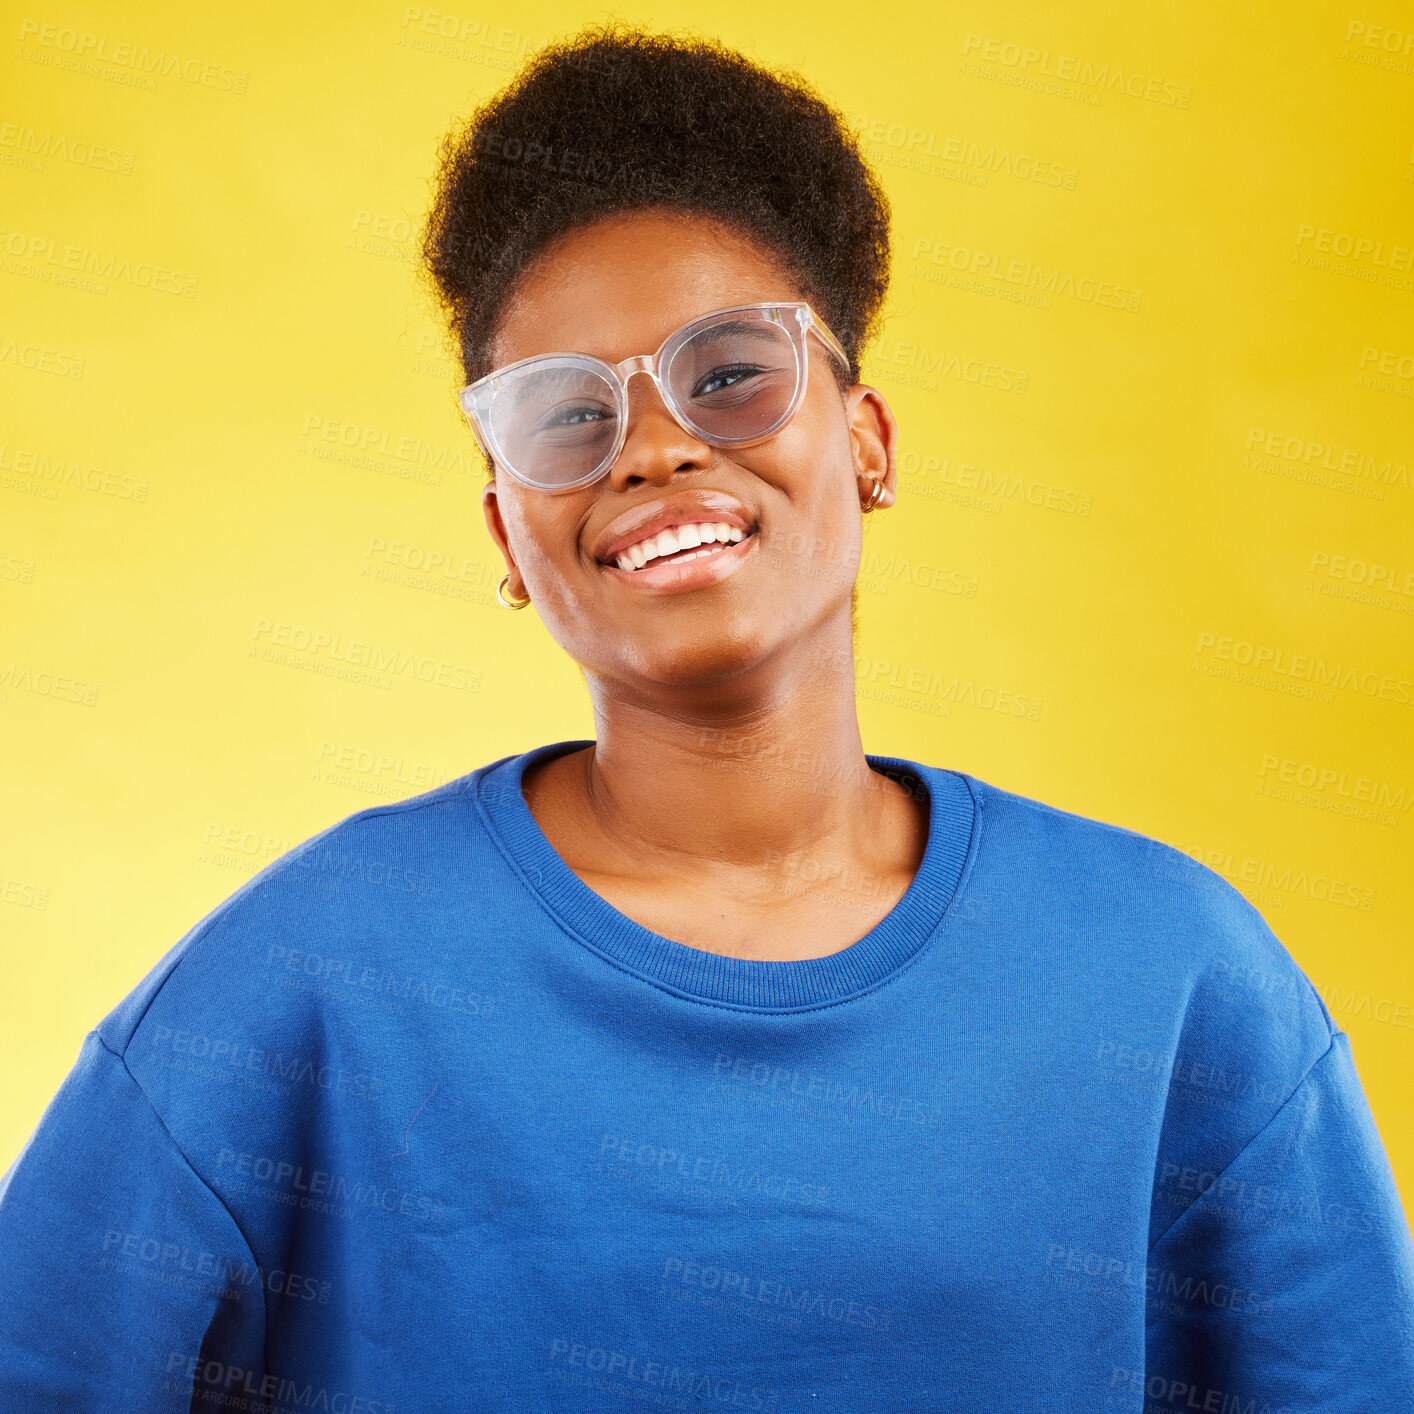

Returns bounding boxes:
[456,301,852,493]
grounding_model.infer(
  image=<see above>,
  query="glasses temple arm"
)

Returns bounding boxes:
[807,311,853,377]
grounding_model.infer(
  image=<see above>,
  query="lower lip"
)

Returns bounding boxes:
[599,532,759,595]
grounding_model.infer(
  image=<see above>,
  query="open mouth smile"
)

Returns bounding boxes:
[597,521,760,594]
[605,521,750,571]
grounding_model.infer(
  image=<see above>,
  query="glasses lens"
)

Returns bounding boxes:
[665,316,799,442]
[487,361,619,487]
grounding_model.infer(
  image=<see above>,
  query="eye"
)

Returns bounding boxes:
[535,402,612,432]
[693,363,765,398]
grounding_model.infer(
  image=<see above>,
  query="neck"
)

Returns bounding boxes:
[574,621,903,875]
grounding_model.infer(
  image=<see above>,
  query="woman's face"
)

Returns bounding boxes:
[481,208,897,692]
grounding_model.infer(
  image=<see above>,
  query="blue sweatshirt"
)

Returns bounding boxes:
[1,738,1412,1412]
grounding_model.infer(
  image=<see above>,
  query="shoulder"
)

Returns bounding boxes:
[962,770,1225,904]
[93,761,514,1056]
[954,770,1341,1226]
[952,768,1335,1081]
[959,770,1331,1011]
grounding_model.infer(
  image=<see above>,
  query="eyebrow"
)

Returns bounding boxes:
[681,319,782,344]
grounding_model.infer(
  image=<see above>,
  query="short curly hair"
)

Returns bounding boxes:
[420,21,892,467]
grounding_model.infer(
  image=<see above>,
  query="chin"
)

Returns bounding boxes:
[606,617,787,692]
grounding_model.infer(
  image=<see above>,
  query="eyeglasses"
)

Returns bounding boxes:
[456,301,851,493]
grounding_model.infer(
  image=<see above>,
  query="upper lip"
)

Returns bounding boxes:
[593,490,757,564]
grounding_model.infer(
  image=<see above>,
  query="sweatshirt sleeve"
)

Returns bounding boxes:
[1145,1030,1414,1408]
[0,1030,268,1412]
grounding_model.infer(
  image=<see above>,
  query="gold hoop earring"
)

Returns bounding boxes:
[861,478,885,513]
[496,574,531,610]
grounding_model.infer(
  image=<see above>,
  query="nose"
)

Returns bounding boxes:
[604,368,713,490]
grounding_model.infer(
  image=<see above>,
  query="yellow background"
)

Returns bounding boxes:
[2,1,1411,1214]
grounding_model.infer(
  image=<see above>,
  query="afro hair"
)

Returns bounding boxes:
[420,21,892,457]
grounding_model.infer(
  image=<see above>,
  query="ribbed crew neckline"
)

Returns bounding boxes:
[470,739,979,1012]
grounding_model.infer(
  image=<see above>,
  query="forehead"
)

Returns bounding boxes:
[488,209,804,367]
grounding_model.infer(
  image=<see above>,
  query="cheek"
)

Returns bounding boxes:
[756,386,853,490]
[498,495,603,619]
[503,493,584,573]
[750,429,862,579]
[818,494,866,577]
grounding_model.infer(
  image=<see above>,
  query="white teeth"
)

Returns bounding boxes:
[607,519,752,571]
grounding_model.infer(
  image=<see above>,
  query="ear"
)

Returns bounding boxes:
[481,477,528,599]
[843,384,899,511]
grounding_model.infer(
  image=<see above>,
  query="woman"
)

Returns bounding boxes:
[2,23,1411,1412]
